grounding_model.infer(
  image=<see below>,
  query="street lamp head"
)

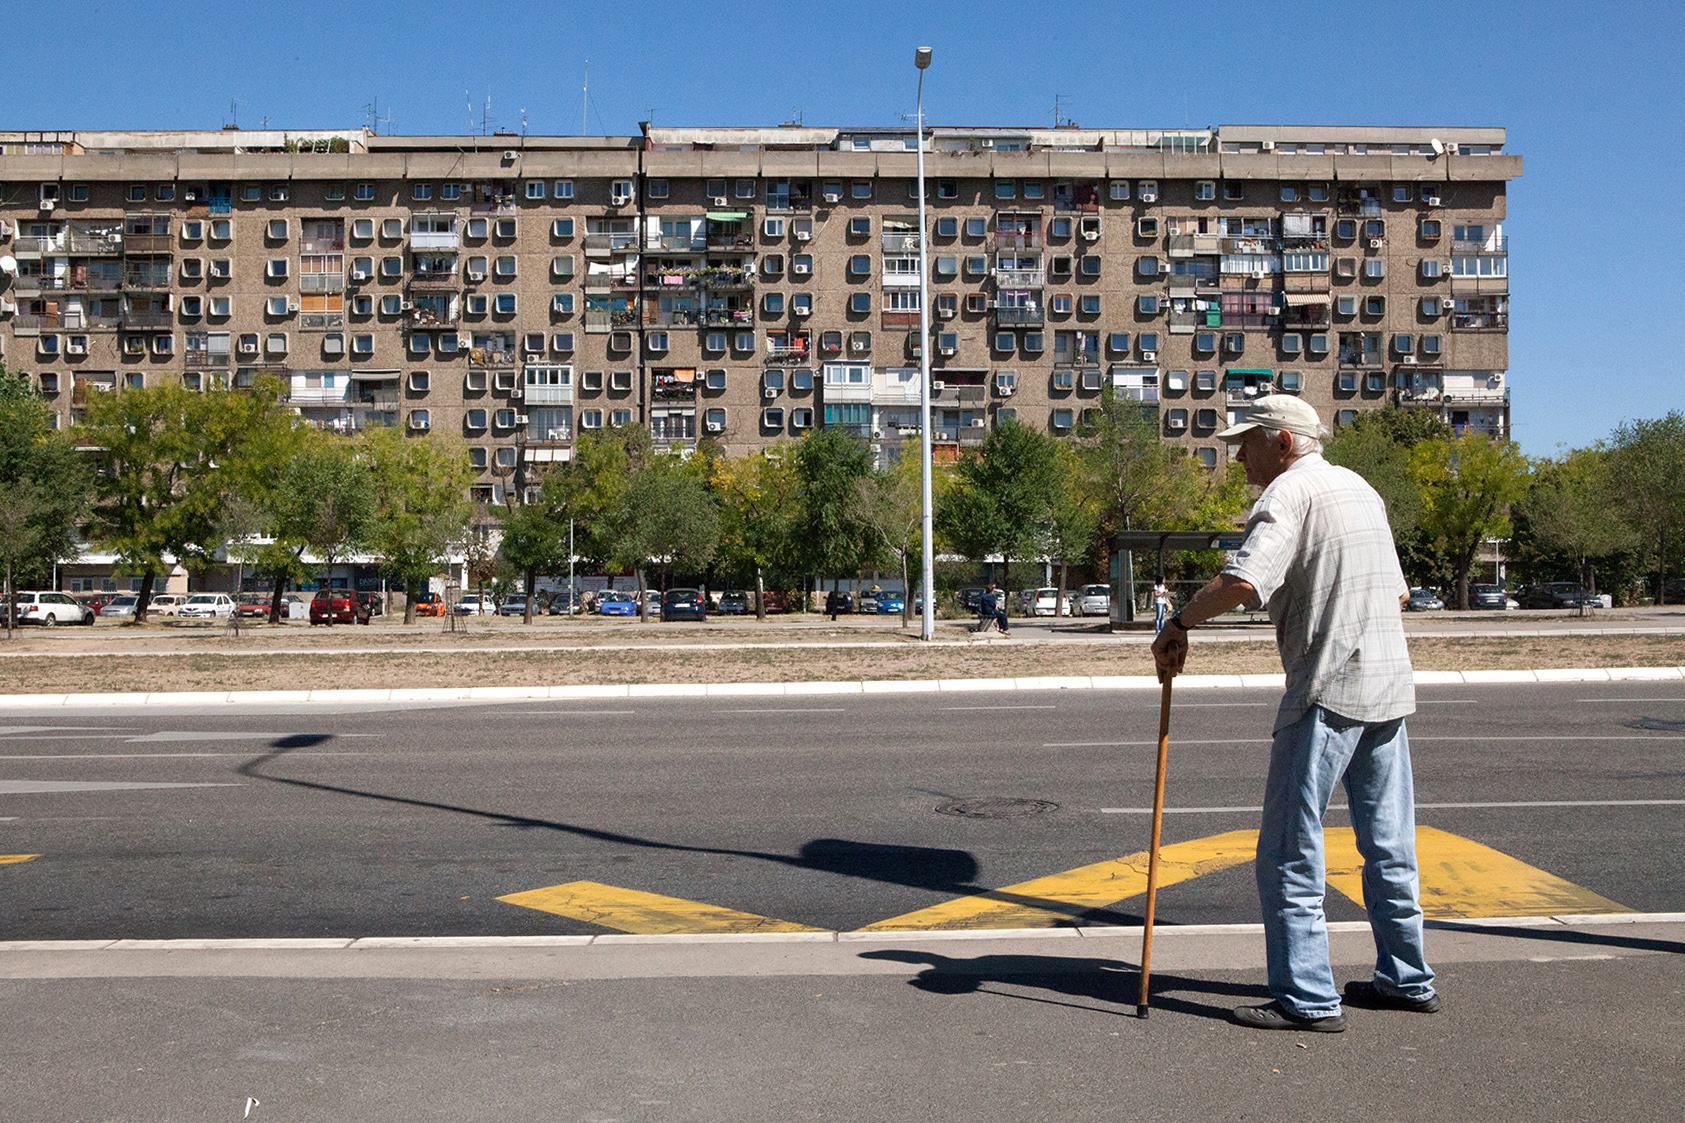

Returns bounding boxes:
[915,47,932,69]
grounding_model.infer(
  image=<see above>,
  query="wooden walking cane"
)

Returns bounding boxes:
[1137,672,1174,1019]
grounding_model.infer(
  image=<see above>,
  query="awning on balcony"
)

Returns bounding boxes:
[523,447,573,463]
[706,211,748,221]
[1282,293,1330,306]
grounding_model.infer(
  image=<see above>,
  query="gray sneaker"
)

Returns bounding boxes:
[1343,979,1441,1013]
[1231,1001,1347,1033]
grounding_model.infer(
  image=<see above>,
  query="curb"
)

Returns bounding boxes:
[0,667,1681,708]
[2,913,1679,952]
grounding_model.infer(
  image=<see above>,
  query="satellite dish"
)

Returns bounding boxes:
[0,256,16,274]
[1430,138,1445,155]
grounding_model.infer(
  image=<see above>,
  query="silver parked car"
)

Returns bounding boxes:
[1074,584,1112,617]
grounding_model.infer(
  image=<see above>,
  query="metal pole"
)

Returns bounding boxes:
[915,47,935,642]
[568,518,575,614]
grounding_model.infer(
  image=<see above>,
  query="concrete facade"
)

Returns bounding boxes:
[0,124,1518,500]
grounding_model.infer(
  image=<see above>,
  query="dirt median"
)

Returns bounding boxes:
[0,632,1679,695]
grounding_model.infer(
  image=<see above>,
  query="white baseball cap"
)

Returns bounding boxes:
[1216,394,1325,442]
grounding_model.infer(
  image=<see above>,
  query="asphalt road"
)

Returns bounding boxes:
[3,681,1683,940]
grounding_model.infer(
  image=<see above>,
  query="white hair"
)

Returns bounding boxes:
[1258,426,1325,458]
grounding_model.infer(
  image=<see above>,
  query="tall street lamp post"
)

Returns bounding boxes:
[915,46,935,641]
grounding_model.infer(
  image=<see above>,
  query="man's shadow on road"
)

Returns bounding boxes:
[858,948,1268,1022]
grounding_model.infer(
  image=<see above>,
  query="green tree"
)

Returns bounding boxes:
[1608,412,1685,604]
[1324,406,1451,585]
[499,468,577,623]
[625,455,719,591]
[360,424,475,624]
[1516,447,1636,612]
[266,439,377,625]
[0,481,41,637]
[0,365,92,589]
[791,427,877,605]
[1410,432,1531,611]
[855,452,924,625]
[940,417,1062,590]
[712,445,803,620]
[82,381,285,622]
[1045,442,1101,616]
[569,426,657,617]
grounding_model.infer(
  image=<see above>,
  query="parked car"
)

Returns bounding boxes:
[311,589,372,625]
[957,587,988,613]
[452,593,495,616]
[1404,588,1445,611]
[759,590,789,615]
[1518,582,1598,610]
[236,593,272,618]
[1468,584,1514,610]
[596,591,639,616]
[856,589,882,614]
[100,595,140,619]
[546,591,583,616]
[5,591,94,627]
[74,593,116,617]
[360,592,384,616]
[147,594,187,617]
[178,593,236,619]
[877,591,905,615]
[1074,584,1112,617]
[718,591,751,616]
[643,590,663,615]
[1024,588,1069,617]
[662,587,708,622]
[498,596,534,617]
[411,592,447,618]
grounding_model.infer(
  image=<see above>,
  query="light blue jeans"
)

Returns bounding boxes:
[1256,705,1436,1018]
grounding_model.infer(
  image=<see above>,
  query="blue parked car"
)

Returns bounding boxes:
[877,592,905,615]
[596,591,639,616]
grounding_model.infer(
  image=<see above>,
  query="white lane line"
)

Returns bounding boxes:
[1100,798,1685,814]
[0,735,141,742]
[1575,698,1685,703]
[0,781,243,794]
[516,710,637,715]
[1417,700,1480,704]
[1156,702,1272,708]
[719,708,847,714]
[1051,735,1685,747]
[0,727,135,735]
[941,705,1058,711]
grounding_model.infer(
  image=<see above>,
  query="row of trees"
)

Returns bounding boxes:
[4,357,1682,621]
[1323,408,1685,608]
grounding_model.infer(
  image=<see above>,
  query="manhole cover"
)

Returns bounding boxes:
[935,797,1059,819]
[1629,718,1685,733]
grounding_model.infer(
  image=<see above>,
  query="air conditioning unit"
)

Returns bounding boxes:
[514,414,529,425]
[1403,355,1418,365]
[970,418,985,428]
[1138,190,1158,203]
[792,262,811,275]
[184,188,198,201]
[1425,196,1441,207]
[465,271,486,282]
[239,340,258,354]
[794,304,811,316]
[502,150,517,161]
[706,421,722,433]
[1369,238,1384,249]
[939,346,955,356]
[1141,350,1157,362]
[932,380,944,392]
[822,191,841,203]
[1446,143,1459,155]
[794,228,811,241]
[351,270,371,282]
[1082,230,1099,241]
[66,340,86,355]
[1260,140,1275,151]
[849,340,867,353]
[711,196,728,206]
[400,300,414,310]
[287,300,300,312]
[610,193,631,206]
[1167,414,1186,429]
[937,306,955,319]
[764,387,778,399]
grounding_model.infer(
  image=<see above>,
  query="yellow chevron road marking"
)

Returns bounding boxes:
[497,880,825,935]
[856,830,1261,931]
[1324,826,1634,919]
[1,854,40,865]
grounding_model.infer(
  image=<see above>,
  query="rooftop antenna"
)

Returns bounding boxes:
[521,108,528,140]
[1054,94,1077,128]
[582,60,588,136]
[227,98,244,129]
[791,108,804,126]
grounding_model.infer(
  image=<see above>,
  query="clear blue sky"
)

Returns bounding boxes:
[17,0,1682,457]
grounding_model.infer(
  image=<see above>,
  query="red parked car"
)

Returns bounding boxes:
[309,589,372,625]
[758,590,789,614]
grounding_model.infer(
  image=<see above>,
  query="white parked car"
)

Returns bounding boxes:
[1024,588,1070,617]
[1074,584,1112,617]
[146,594,188,616]
[178,593,236,619]
[452,593,495,615]
[5,591,94,627]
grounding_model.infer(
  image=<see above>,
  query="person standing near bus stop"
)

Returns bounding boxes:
[1152,580,1172,633]
[1150,395,1438,1032]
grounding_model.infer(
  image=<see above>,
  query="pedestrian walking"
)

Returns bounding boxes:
[1150,395,1438,1033]
[1152,581,1172,634]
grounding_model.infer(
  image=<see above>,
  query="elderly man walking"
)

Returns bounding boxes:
[1150,396,1438,1033]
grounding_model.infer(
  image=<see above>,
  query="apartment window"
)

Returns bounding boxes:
[549,218,576,240]
[1367,372,1386,392]
[380,256,401,279]
[346,333,371,355]
[1139,333,1159,353]
[266,219,288,241]
[1421,219,1441,239]
[966,293,988,313]
[851,180,872,199]
[1195,181,1215,201]
[181,220,203,242]
[524,180,546,200]
[762,407,785,429]
[1136,216,1159,238]
[849,255,871,276]
[322,183,346,201]
[704,331,727,353]
[1049,256,1072,278]
[1136,256,1158,277]
[963,255,988,278]
[1420,335,1442,355]
[209,296,231,317]
[494,255,516,277]
[1337,296,1357,316]
[1022,182,1044,200]
[735,331,755,352]
[408,333,431,354]
[1223,181,1243,201]
[761,254,784,276]
[548,332,573,352]
[1393,185,1412,203]
[732,179,756,200]
[848,216,871,237]
[266,258,289,278]
[1421,259,1442,278]
[240,184,261,202]
[1195,370,1217,391]
[1053,369,1075,390]
[438,332,459,353]
[70,183,89,201]
[1109,181,1130,201]
[266,333,288,354]
[351,294,372,316]
[1224,332,1245,353]
[1281,334,1302,354]
[409,409,430,430]
[1336,219,1357,241]
[608,370,633,391]
[994,333,1014,353]
[269,184,289,201]
[1309,333,1328,354]
[1194,332,1216,353]
[1167,408,1189,429]
[1195,408,1219,428]
[1338,372,1358,392]
[494,218,516,239]
[934,216,959,238]
[1109,332,1131,353]
[1281,185,1298,202]
[351,219,374,241]
[464,294,487,315]
[553,180,574,200]
[181,258,203,280]
[267,296,289,316]
[180,295,202,317]
[466,218,487,240]
[840,292,868,314]
[647,331,669,353]
[210,220,232,241]
[1365,296,1386,316]
[1309,184,1328,202]
[1365,219,1386,239]
[492,409,517,429]
[494,293,516,314]
[965,217,987,239]
[1048,217,1072,240]
[1138,294,1159,314]
[1022,332,1044,354]
[1277,370,1302,392]
[580,409,602,429]
[1052,409,1073,430]
[789,293,812,318]
[375,218,400,240]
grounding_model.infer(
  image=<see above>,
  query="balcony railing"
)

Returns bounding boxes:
[122,234,172,254]
[299,236,345,253]
[1452,237,1508,254]
[1339,350,1383,367]
[524,385,573,405]
[994,269,1044,289]
[13,235,66,255]
[11,275,65,292]
[1220,313,1276,329]
[468,348,517,368]
[647,308,702,327]
[299,312,344,330]
[765,347,812,364]
[703,308,753,327]
[692,270,754,291]
[406,271,460,288]
[1336,198,1384,216]
[881,233,923,253]
[409,230,460,250]
[583,309,613,332]
[67,231,123,255]
[406,307,458,328]
[653,233,706,251]
[522,426,574,445]
[1120,386,1160,403]
[469,197,516,216]
[356,389,401,410]
[993,232,1041,250]
[583,233,638,254]
[994,305,1044,326]
[298,273,345,294]
[122,310,173,328]
[1166,234,1196,258]
[68,270,124,291]
[185,351,231,367]
[706,232,754,250]
[1451,312,1508,330]
[122,270,173,290]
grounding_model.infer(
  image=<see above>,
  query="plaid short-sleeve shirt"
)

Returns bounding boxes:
[1221,453,1414,732]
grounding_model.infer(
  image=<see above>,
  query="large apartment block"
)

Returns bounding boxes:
[0,124,1517,502]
